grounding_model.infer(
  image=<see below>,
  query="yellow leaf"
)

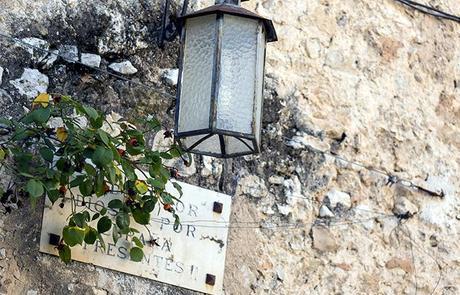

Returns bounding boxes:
[135,180,148,194]
[33,93,50,108]
[114,166,122,176]
[0,149,5,161]
[56,127,68,142]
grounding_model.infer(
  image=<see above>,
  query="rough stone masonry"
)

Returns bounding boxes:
[0,0,459,294]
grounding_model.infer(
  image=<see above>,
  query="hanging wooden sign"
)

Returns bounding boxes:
[39,181,232,294]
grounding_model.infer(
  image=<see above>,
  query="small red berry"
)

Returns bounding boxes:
[128,138,139,147]
[117,148,126,156]
[163,203,172,211]
[59,186,67,195]
[103,182,110,193]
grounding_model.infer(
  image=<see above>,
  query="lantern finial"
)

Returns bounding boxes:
[215,0,246,5]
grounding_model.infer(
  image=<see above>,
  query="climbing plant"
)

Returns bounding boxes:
[0,93,187,263]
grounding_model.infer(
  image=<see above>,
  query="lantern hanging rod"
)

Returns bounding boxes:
[158,0,251,47]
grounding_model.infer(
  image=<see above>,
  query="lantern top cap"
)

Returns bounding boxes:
[178,3,278,42]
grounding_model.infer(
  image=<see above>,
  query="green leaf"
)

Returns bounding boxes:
[71,212,87,228]
[132,236,144,248]
[70,175,86,188]
[107,166,117,184]
[173,214,181,231]
[145,116,161,130]
[62,226,85,247]
[84,163,97,176]
[26,179,44,198]
[92,146,113,168]
[121,160,136,181]
[159,166,170,183]
[132,207,150,225]
[160,152,173,159]
[97,234,106,251]
[91,213,100,221]
[34,107,52,124]
[112,224,120,244]
[58,245,71,264]
[116,212,130,230]
[147,178,164,189]
[82,105,99,120]
[95,173,105,197]
[170,145,182,158]
[97,130,110,146]
[172,182,183,197]
[108,199,123,209]
[79,179,93,196]
[22,107,51,124]
[0,149,6,161]
[130,247,144,262]
[91,116,104,129]
[97,216,112,233]
[84,227,98,244]
[161,192,173,205]
[47,190,60,204]
[143,198,157,212]
[39,147,54,162]
[0,118,12,126]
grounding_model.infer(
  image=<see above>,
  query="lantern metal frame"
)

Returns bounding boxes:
[172,1,277,158]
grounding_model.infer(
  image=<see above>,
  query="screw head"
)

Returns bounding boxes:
[205,273,216,286]
[49,233,61,246]
[213,202,223,214]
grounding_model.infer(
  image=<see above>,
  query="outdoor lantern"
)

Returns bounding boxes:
[174,0,277,158]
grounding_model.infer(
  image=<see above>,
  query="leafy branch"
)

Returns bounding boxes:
[0,93,186,263]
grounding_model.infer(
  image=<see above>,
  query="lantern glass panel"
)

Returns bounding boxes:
[226,136,253,154]
[254,23,266,148]
[216,15,259,134]
[185,134,222,154]
[178,15,217,133]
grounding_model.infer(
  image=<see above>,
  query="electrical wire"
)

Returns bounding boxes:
[284,136,445,198]
[394,0,460,23]
[67,197,395,230]
[0,32,176,100]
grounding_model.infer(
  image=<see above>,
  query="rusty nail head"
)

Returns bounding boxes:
[213,202,223,214]
[49,233,60,246]
[205,274,216,286]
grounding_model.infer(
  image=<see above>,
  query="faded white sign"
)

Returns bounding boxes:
[39,181,232,294]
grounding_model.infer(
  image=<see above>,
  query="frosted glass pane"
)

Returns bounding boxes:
[216,15,258,134]
[178,15,217,133]
[195,135,222,154]
[183,135,207,150]
[225,136,253,155]
[254,25,266,148]
[183,134,221,154]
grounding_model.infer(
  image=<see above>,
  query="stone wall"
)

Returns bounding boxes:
[0,0,459,294]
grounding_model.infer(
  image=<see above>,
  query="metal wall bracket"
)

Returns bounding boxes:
[159,0,190,48]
